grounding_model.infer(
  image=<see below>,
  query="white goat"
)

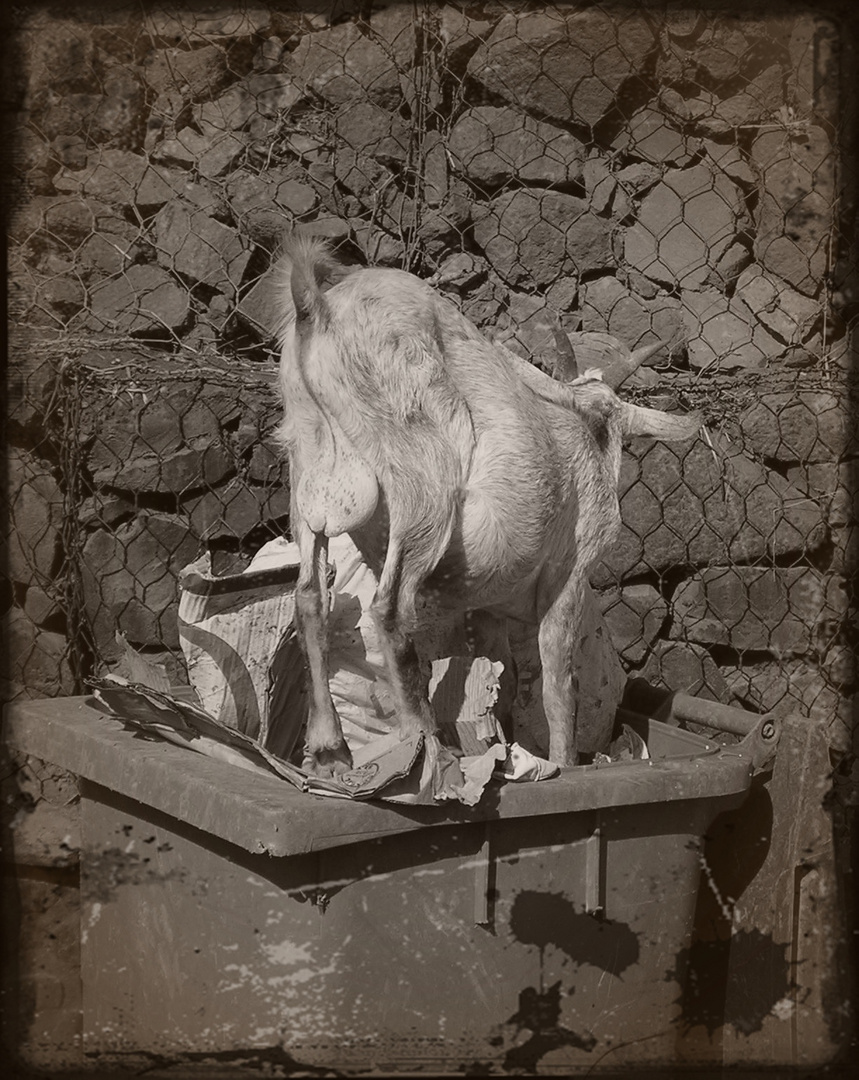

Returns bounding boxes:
[276,237,700,773]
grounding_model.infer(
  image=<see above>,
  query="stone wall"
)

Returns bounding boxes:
[6,1,856,748]
[2,2,857,1070]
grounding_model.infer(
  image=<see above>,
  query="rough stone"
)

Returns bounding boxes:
[420,131,449,208]
[703,141,756,187]
[821,644,856,690]
[705,241,752,289]
[53,150,179,209]
[82,376,244,472]
[23,17,98,94]
[828,461,857,527]
[11,196,114,246]
[185,482,291,541]
[6,452,63,585]
[614,106,695,167]
[582,157,616,214]
[142,44,231,98]
[236,271,281,338]
[616,162,662,199]
[599,584,667,662]
[715,64,785,131]
[288,20,404,108]
[80,514,201,655]
[660,65,783,137]
[164,124,246,179]
[335,100,410,166]
[468,9,656,127]
[352,223,407,267]
[26,274,86,329]
[2,610,74,700]
[681,287,783,372]
[448,106,585,189]
[39,93,102,142]
[739,390,852,464]
[75,215,143,278]
[248,440,289,485]
[23,585,63,627]
[580,277,683,360]
[670,567,845,654]
[91,441,234,495]
[190,83,255,134]
[367,2,419,68]
[277,178,318,217]
[78,494,135,530]
[751,126,834,296]
[724,659,853,751]
[91,70,146,145]
[154,201,250,291]
[639,640,731,703]
[500,294,565,368]
[735,265,821,346]
[594,437,828,584]
[473,189,613,288]
[86,264,190,333]
[223,173,285,244]
[687,22,750,82]
[624,164,748,291]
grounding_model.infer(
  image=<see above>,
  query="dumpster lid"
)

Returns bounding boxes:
[2,696,753,857]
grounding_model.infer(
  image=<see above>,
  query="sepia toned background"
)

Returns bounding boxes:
[2,0,857,1074]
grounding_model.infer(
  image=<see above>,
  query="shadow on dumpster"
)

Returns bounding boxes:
[670,773,792,1036]
[481,889,640,1073]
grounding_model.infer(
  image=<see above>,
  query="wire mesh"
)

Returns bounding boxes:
[3,1,857,765]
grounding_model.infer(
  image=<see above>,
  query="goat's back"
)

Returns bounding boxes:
[280,259,624,611]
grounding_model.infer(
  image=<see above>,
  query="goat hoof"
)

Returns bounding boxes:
[301,745,353,778]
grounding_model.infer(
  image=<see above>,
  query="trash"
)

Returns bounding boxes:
[495,743,560,782]
[89,534,641,806]
[593,723,651,765]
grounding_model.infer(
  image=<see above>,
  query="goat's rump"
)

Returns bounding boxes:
[280,255,590,595]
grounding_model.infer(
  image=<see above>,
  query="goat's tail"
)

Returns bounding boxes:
[620,402,703,441]
[275,234,343,342]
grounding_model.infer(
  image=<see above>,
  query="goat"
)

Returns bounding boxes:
[276,237,701,774]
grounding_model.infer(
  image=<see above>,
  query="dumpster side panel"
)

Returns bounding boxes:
[78,787,728,1072]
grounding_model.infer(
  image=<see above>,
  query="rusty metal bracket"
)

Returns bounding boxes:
[730,713,780,773]
[659,691,780,773]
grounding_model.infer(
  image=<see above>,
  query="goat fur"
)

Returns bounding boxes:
[276,236,701,772]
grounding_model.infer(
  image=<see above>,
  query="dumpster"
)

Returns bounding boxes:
[3,692,775,1075]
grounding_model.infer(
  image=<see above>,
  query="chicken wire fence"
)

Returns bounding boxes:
[4,1,857,760]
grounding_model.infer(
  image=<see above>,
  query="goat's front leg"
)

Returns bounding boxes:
[294,523,352,777]
[370,540,437,740]
[537,573,587,767]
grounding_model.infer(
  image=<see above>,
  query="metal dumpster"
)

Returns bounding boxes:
[3,693,773,1075]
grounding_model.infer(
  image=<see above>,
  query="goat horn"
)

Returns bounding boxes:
[603,340,664,389]
[551,328,579,382]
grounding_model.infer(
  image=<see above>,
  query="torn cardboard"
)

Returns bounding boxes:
[91,534,644,804]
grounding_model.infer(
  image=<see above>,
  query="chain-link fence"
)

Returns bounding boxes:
[4,1,857,765]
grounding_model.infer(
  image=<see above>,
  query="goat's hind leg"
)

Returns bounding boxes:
[294,524,352,777]
[370,537,437,740]
[537,572,588,767]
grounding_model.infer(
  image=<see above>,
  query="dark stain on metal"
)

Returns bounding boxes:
[90,1044,343,1076]
[81,845,188,904]
[669,927,793,1035]
[509,889,640,975]
[489,981,597,1073]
